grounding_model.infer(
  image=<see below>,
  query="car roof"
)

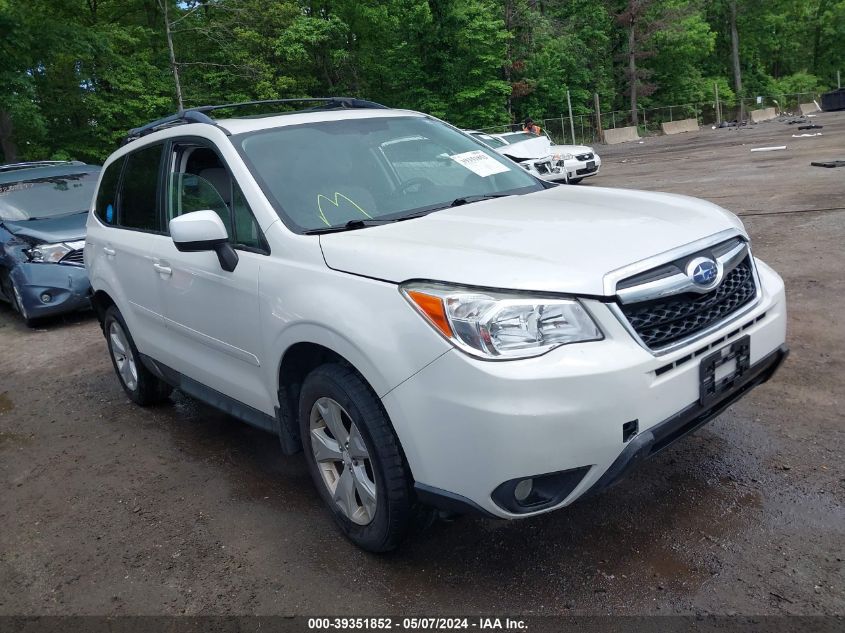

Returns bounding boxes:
[106,108,430,166]
[0,163,100,185]
[212,108,425,136]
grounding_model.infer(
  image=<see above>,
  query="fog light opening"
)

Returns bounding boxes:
[40,293,53,304]
[514,478,533,503]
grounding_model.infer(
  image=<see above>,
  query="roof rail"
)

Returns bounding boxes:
[0,160,85,172]
[123,97,388,144]
[124,110,216,144]
[191,97,388,115]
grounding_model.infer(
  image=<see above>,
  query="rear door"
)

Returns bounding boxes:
[98,143,172,359]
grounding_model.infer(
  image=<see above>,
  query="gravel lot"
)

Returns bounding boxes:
[1,112,843,617]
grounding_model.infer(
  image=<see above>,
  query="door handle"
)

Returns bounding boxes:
[103,247,116,256]
[153,263,172,277]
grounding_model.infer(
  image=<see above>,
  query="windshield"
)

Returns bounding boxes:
[236,116,542,232]
[500,132,542,143]
[0,170,99,221]
[469,132,507,149]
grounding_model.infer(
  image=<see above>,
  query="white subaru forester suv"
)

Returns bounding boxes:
[86,98,788,552]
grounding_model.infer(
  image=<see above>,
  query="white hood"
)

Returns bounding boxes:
[319,186,745,296]
[496,136,552,161]
[551,144,593,155]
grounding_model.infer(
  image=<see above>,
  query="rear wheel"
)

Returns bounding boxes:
[104,306,172,406]
[299,364,413,552]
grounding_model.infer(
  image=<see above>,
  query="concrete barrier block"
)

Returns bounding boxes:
[750,107,778,123]
[799,102,820,115]
[660,118,699,135]
[603,126,640,144]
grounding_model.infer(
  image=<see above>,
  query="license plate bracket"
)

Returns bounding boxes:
[699,335,751,406]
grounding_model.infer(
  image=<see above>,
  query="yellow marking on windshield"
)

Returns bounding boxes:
[317,192,372,226]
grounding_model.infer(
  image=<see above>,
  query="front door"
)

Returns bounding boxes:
[155,140,271,414]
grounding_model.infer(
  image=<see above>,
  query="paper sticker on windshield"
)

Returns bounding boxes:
[449,151,510,177]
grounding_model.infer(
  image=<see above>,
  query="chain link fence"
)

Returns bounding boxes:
[478,92,821,146]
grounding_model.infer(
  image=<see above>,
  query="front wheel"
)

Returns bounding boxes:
[299,364,413,552]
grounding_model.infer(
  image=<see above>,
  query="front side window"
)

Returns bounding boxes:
[0,169,100,222]
[167,144,266,252]
[236,115,542,233]
[119,144,163,231]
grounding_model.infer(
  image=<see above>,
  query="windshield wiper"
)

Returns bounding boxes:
[25,209,89,221]
[304,219,395,235]
[449,193,513,207]
[303,210,435,235]
[302,195,513,235]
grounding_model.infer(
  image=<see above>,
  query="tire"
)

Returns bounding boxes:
[568,178,583,184]
[299,363,413,552]
[103,306,172,406]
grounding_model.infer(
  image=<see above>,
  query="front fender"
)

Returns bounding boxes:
[260,263,451,402]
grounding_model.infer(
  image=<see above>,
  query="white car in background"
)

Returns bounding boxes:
[467,130,601,184]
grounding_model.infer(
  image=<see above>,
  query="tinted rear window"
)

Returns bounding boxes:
[95,157,125,225]
[119,144,163,231]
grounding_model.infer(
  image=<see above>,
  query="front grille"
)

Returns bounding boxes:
[619,257,757,349]
[576,152,594,161]
[60,248,84,266]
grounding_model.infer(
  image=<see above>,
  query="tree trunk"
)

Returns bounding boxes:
[729,0,743,121]
[160,0,184,112]
[0,110,18,163]
[628,24,638,126]
[811,0,829,75]
[503,0,514,118]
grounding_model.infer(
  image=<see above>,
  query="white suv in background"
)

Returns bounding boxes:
[86,98,787,552]
[467,130,602,183]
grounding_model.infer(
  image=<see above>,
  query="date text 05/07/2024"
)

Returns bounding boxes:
[307,617,527,630]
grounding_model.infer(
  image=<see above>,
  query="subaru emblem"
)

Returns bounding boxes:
[686,257,719,288]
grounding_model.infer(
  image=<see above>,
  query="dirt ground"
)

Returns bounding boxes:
[1,112,843,617]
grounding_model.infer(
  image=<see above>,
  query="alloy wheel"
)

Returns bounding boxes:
[109,321,138,392]
[309,397,377,525]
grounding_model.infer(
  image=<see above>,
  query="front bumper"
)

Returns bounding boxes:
[382,259,786,519]
[9,262,91,319]
[564,155,602,180]
[583,343,788,499]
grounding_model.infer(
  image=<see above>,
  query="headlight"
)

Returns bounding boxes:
[400,282,603,359]
[25,240,84,263]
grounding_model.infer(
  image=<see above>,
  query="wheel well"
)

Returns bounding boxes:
[91,290,116,328]
[276,342,349,454]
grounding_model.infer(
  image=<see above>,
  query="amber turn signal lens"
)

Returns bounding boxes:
[406,290,453,338]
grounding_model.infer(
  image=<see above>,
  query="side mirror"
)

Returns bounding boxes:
[169,210,238,272]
